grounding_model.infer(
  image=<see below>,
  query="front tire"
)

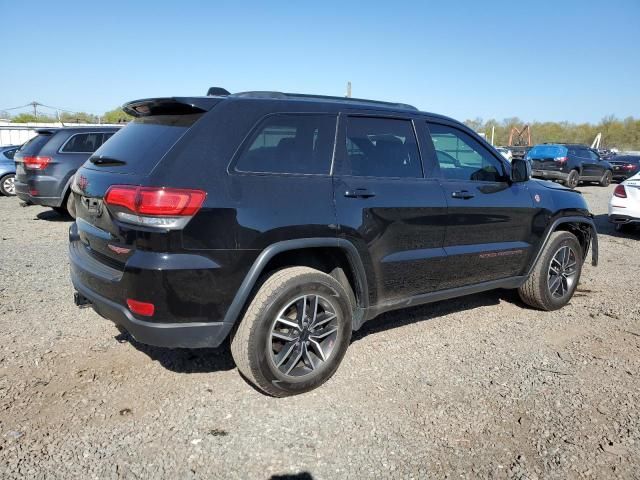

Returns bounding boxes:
[231,267,353,397]
[518,231,583,311]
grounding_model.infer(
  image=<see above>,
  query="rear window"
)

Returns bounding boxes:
[17,133,53,155]
[527,145,567,159]
[85,114,201,175]
[235,114,337,174]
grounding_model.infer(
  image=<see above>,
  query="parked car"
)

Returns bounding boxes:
[607,154,640,182]
[609,171,640,232]
[14,126,120,216]
[0,145,20,196]
[495,146,513,162]
[527,143,613,189]
[69,90,598,397]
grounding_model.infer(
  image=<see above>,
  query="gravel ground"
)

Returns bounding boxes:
[1,184,639,479]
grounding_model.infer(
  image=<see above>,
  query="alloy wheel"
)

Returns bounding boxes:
[269,294,339,378]
[2,175,15,195]
[547,245,578,298]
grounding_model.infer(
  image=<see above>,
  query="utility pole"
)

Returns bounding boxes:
[31,101,38,120]
[346,81,352,98]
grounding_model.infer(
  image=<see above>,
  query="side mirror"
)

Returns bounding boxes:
[511,158,531,183]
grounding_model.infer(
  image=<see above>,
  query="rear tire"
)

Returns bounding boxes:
[0,174,15,196]
[565,170,580,189]
[52,191,76,218]
[231,267,353,397]
[518,231,583,311]
[599,170,612,187]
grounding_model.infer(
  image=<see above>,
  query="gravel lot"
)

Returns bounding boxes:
[1,184,639,479]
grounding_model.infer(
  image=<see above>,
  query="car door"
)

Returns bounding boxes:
[424,120,537,289]
[333,114,448,305]
[587,149,606,178]
[576,148,597,179]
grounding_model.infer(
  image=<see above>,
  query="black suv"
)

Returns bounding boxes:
[527,143,613,189]
[69,91,598,396]
[14,126,120,217]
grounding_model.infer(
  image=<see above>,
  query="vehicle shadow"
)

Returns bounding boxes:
[116,290,521,374]
[270,473,314,480]
[115,331,236,373]
[352,288,519,342]
[35,210,73,222]
[592,213,639,240]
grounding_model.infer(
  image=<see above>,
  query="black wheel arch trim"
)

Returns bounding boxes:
[526,215,598,277]
[223,238,369,329]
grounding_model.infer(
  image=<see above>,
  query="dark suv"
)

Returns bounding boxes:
[69,91,598,396]
[14,126,120,216]
[527,143,613,189]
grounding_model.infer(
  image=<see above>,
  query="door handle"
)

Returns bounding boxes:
[451,190,474,199]
[344,188,376,199]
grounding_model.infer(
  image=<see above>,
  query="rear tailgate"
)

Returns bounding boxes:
[528,145,568,172]
[71,99,215,265]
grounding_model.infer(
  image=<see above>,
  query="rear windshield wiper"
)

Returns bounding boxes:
[89,156,127,166]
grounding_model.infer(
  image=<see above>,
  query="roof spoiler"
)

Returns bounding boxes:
[122,97,222,117]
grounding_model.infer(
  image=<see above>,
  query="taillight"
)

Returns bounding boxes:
[555,156,568,164]
[613,185,627,198]
[104,185,206,229]
[624,164,636,170]
[23,156,51,170]
[127,299,155,317]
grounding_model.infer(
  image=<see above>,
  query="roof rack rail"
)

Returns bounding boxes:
[230,91,418,111]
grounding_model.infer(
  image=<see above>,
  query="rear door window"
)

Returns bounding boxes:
[60,133,104,153]
[342,116,422,178]
[235,114,337,174]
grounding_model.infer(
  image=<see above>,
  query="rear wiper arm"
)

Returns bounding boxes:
[90,156,126,166]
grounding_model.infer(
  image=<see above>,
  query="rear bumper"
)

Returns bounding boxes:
[531,170,568,181]
[68,222,246,348]
[71,274,232,348]
[15,177,64,207]
[608,214,640,225]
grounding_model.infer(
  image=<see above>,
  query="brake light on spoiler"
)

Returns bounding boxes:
[104,185,206,229]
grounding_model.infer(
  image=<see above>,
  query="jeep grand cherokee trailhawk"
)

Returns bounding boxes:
[69,89,598,396]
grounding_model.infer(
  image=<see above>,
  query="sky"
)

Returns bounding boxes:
[1,0,639,123]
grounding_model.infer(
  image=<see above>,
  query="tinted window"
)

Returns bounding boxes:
[236,114,336,174]
[344,117,421,178]
[18,133,52,155]
[61,133,104,153]
[2,148,18,160]
[427,123,505,182]
[527,145,567,159]
[85,114,201,175]
[103,132,115,143]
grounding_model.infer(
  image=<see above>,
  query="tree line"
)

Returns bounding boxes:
[464,116,640,151]
[1,107,132,124]
[3,107,638,150]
